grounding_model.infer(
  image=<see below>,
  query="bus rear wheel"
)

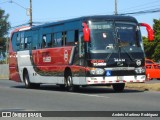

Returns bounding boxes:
[112,83,125,92]
[24,71,40,89]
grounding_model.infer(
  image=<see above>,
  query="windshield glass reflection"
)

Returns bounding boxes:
[88,21,141,52]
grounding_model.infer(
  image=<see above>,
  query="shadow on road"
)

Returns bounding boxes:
[12,84,144,94]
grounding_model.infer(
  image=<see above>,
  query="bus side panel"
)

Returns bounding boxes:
[32,47,73,75]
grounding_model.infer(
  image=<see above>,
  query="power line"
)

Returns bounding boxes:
[7,1,160,29]
[9,0,27,10]
[1,0,33,26]
[0,0,10,4]
[12,8,160,28]
[119,0,160,13]
[10,0,32,26]
[120,5,160,14]
[119,8,160,16]
[10,22,29,30]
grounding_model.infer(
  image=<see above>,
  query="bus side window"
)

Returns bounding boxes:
[62,32,66,46]
[16,33,20,50]
[24,38,28,49]
[20,32,25,50]
[66,30,79,46]
[56,33,62,47]
[20,37,24,50]
[32,32,38,50]
[66,31,74,46]
[24,37,31,50]
[52,33,57,47]
[42,35,47,48]
[11,33,17,52]
[27,37,31,49]
[75,30,79,44]
[46,34,52,47]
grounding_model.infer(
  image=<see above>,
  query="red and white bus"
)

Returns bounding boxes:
[9,15,154,92]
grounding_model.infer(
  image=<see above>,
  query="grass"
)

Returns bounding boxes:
[125,83,160,91]
[0,75,9,79]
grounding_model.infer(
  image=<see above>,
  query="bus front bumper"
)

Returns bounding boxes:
[85,75,146,85]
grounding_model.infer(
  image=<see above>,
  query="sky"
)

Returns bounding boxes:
[0,0,160,35]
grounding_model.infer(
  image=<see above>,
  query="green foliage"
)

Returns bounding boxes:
[0,9,10,37]
[143,36,156,59]
[143,19,160,62]
[0,8,10,63]
[152,43,160,61]
[153,19,160,41]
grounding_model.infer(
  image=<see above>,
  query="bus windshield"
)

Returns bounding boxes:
[88,21,141,52]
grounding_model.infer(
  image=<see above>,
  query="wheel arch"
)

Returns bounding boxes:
[64,67,72,78]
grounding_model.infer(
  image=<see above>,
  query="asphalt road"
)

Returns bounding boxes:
[0,79,160,120]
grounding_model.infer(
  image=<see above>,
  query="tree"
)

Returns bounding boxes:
[152,19,160,62]
[143,36,156,59]
[0,8,10,63]
[143,19,160,62]
[0,8,10,50]
[153,19,160,41]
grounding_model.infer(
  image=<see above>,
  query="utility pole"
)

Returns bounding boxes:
[9,0,33,26]
[29,0,32,26]
[115,0,118,15]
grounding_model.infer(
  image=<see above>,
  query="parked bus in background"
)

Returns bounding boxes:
[9,15,154,92]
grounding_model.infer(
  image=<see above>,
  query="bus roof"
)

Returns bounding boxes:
[10,26,31,36]
[11,15,138,33]
[31,15,138,30]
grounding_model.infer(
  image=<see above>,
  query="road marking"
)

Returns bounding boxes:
[68,93,110,98]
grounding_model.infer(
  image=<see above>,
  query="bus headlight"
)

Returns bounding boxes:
[135,67,145,73]
[90,68,105,75]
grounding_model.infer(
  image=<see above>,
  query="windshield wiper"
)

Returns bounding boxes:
[106,49,114,62]
[114,25,135,62]
[121,46,135,62]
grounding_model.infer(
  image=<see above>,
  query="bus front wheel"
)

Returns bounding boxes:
[112,83,125,92]
[66,75,79,92]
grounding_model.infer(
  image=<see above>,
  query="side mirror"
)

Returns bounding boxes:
[83,23,90,42]
[140,23,154,41]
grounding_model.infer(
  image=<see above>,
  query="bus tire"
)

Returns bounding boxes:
[24,71,40,89]
[112,83,125,92]
[59,85,66,90]
[66,75,79,92]
[66,75,74,92]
